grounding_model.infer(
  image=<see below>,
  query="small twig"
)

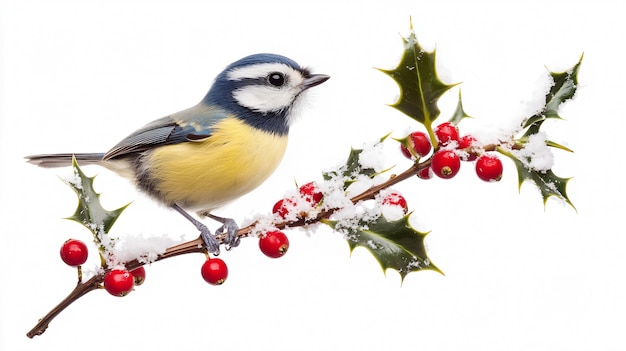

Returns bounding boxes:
[27,275,103,338]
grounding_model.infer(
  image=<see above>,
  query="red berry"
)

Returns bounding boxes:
[272,198,296,219]
[475,154,503,182]
[417,167,433,180]
[401,131,432,159]
[458,135,478,161]
[259,230,289,258]
[400,144,412,159]
[410,131,432,157]
[434,122,460,146]
[130,267,146,286]
[382,192,408,213]
[59,239,89,267]
[431,150,461,179]
[201,258,228,285]
[104,269,135,297]
[299,181,323,205]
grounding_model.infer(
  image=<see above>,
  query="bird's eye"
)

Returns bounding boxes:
[268,72,285,87]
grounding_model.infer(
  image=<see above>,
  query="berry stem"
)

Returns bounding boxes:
[77,266,83,284]
[425,122,438,150]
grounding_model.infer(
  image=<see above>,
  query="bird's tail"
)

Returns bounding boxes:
[25,153,105,168]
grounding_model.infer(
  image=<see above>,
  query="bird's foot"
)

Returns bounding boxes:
[173,204,221,255]
[215,218,240,250]
[199,224,221,256]
[200,212,240,250]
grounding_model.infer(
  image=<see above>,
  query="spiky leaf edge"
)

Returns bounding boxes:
[377,22,459,147]
[324,214,442,282]
[63,156,130,247]
[498,147,575,209]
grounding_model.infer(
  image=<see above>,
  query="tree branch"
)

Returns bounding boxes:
[26,275,103,338]
[27,144,496,338]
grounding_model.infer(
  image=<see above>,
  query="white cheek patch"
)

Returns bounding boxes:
[227,62,307,114]
[232,85,297,113]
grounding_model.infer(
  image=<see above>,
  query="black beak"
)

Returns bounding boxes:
[302,74,330,90]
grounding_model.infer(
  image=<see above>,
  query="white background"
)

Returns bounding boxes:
[2,1,624,350]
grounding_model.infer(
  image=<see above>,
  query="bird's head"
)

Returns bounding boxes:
[204,53,329,135]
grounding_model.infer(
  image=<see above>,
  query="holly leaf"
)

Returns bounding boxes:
[322,147,376,190]
[64,156,129,244]
[522,53,583,136]
[545,140,573,153]
[449,89,472,124]
[378,22,458,132]
[501,56,581,209]
[324,214,442,281]
[322,135,390,190]
[500,149,574,209]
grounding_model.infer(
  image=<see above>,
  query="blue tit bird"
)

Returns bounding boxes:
[26,53,330,255]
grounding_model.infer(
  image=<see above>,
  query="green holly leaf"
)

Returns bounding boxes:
[499,147,575,209]
[378,22,458,142]
[64,156,129,246]
[522,53,583,136]
[545,140,573,153]
[501,56,581,209]
[324,214,442,281]
[322,135,391,190]
[449,89,472,124]
[322,147,375,190]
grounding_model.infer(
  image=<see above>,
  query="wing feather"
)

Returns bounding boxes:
[103,103,229,160]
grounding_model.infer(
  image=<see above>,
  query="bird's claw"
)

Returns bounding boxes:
[216,218,240,250]
[199,225,221,256]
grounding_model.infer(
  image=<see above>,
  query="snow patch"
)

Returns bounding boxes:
[65,170,83,190]
[358,141,387,172]
[112,233,182,265]
[512,132,554,171]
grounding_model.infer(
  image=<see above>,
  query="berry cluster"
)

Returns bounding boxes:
[60,228,291,291]
[193,181,324,286]
[59,239,146,297]
[200,183,315,287]
[197,182,324,287]
[200,229,290,286]
[272,181,323,219]
[199,184,307,286]
[60,212,293,290]
[401,122,503,182]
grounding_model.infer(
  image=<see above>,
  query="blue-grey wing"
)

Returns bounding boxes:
[103,103,229,160]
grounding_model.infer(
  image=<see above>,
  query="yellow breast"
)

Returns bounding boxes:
[145,116,288,210]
